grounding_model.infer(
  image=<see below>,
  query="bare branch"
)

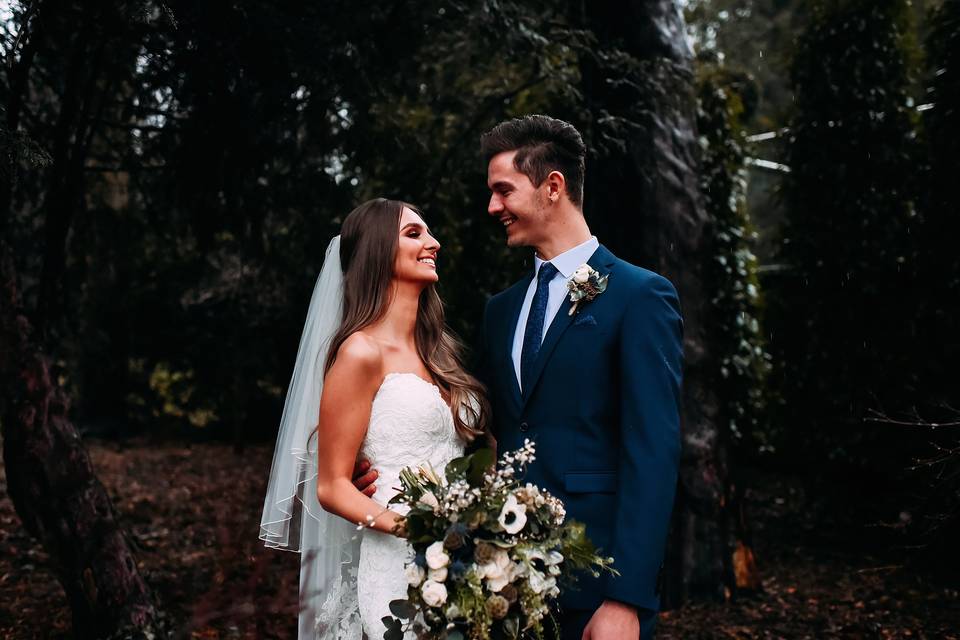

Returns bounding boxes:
[864,409,960,429]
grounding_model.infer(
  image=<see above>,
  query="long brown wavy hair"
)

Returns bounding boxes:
[323,198,489,441]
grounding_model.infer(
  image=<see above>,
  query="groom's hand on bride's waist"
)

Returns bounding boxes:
[582,600,640,640]
[352,458,378,496]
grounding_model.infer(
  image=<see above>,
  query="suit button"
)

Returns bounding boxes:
[519,422,529,432]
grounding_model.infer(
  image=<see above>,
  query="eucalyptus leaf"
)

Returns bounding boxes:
[466,448,495,486]
[445,456,470,482]
[389,599,416,619]
[384,626,403,640]
[487,538,517,549]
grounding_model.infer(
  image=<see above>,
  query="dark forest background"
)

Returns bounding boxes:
[1,0,959,638]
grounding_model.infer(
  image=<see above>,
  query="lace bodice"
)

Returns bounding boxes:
[315,372,465,639]
[361,372,465,512]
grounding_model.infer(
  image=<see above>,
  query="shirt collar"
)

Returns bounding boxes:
[534,236,600,279]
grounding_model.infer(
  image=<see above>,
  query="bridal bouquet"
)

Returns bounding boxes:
[383,440,616,640]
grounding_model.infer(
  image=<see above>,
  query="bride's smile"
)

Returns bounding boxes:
[394,207,440,284]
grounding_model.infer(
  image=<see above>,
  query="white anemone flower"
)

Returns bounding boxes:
[497,494,528,534]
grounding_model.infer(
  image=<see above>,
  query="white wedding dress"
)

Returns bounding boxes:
[321,372,465,640]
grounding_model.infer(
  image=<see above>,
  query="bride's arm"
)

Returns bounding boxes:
[314,333,405,536]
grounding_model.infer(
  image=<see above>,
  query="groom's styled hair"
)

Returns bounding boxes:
[480,115,587,207]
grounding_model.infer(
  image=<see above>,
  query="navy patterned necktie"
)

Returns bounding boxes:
[520,262,559,391]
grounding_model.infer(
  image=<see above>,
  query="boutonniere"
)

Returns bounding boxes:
[567,264,609,316]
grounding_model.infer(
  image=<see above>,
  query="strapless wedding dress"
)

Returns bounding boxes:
[354,372,464,639]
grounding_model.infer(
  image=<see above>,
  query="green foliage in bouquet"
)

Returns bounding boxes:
[384,441,616,640]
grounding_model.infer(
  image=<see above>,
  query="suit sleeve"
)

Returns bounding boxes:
[602,273,684,611]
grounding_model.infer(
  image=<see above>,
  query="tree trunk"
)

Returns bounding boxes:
[577,0,736,606]
[0,243,159,638]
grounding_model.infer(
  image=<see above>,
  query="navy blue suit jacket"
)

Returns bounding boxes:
[480,244,683,622]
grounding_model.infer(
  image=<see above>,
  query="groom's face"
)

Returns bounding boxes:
[486,150,548,250]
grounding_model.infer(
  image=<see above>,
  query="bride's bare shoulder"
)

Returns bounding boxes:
[332,331,383,376]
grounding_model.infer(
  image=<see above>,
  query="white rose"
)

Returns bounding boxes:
[421,580,448,607]
[425,540,450,569]
[418,490,440,511]
[497,494,528,535]
[428,566,448,582]
[479,561,501,581]
[573,265,591,283]
[481,549,513,591]
[405,562,426,586]
[479,550,506,577]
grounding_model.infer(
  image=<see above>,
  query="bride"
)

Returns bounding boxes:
[259,198,490,639]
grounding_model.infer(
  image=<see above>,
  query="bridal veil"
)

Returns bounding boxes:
[259,236,363,639]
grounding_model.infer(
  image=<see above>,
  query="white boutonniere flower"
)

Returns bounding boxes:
[567,264,609,315]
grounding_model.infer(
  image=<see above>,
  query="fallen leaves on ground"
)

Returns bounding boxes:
[0,438,957,638]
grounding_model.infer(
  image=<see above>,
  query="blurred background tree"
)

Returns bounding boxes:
[770,0,922,473]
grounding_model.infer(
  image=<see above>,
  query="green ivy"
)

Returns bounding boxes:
[696,64,773,455]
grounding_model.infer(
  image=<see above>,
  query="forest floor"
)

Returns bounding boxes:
[1,437,958,639]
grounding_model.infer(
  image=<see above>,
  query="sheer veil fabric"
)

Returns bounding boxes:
[259,236,363,639]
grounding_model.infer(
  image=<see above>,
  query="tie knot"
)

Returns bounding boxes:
[537,262,558,284]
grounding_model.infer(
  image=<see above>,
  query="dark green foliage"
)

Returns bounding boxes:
[917,0,960,403]
[4,0,585,439]
[327,0,585,345]
[772,0,922,466]
[684,0,809,130]
[696,65,772,455]
[904,0,960,571]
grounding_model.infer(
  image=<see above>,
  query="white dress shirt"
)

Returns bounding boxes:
[511,236,600,387]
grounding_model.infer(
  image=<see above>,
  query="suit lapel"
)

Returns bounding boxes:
[520,245,616,406]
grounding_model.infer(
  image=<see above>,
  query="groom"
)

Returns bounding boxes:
[478,115,683,639]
